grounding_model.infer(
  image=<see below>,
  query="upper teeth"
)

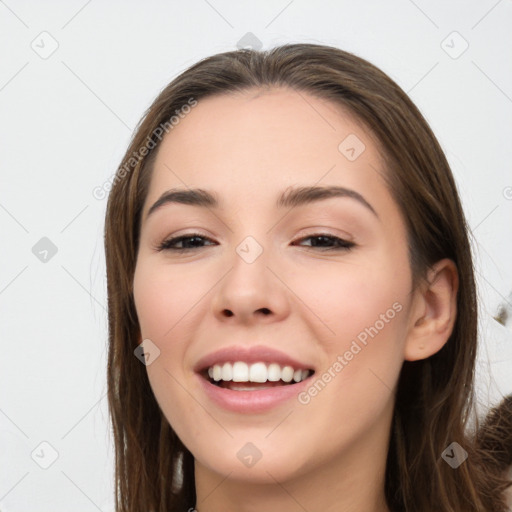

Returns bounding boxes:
[207,362,311,383]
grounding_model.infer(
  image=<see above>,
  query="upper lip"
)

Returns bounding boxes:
[194,345,314,373]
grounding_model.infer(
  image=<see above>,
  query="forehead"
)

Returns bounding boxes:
[145,88,388,213]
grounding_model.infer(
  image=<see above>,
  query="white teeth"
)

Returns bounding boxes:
[206,362,312,384]
[281,366,294,383]
[221,362,233,381]
[267,363,281,381]
[232,362,249,382]
[213,365,222,381]
[249,362,267,383]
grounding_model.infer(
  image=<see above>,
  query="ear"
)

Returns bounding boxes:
[404,258,459,361]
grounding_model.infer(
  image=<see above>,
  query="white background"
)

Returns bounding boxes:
[1,1,511,510]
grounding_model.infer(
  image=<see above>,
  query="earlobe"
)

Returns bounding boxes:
[404,258,459,361]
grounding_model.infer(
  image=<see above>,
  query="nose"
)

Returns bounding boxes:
[210,242,290,325]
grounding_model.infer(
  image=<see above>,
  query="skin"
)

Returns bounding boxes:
[132,88,458,512]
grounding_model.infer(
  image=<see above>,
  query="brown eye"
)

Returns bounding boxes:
[157,234,217,251]
[293,234,355,250]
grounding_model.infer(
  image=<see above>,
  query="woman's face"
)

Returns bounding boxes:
[133,88,415,484]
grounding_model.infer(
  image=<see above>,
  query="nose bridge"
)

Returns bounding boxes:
[211,231,289,323]
[235,234,266,266]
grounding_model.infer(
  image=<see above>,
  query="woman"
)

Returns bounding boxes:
[104,43,512,511]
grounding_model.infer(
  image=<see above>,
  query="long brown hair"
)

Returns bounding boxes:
[104,43,512,511]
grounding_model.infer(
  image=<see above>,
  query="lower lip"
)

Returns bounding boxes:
[196,374,312,413]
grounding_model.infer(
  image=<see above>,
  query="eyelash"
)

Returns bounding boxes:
[156,233,355,252]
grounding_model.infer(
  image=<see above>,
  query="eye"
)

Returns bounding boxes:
[292,233,355,251]
[155,232,355,252]
[156,233,217,252]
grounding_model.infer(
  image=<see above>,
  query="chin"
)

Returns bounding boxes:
[191,436,314,484]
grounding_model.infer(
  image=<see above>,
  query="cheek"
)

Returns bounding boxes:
[132,262,194,409]
[133,262,201,440]
[289,251,410,407]
[133,260,206,341]
[289,254,410,345]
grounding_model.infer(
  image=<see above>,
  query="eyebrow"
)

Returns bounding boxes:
[145,185,378,219]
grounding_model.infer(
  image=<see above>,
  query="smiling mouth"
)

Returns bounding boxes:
[200,361,315,391]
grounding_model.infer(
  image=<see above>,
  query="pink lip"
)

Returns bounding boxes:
[193,345,315,413]
[196,373,313,413]
[193,345,313,373]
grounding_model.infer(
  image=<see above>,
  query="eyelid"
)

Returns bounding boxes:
[154,231,217,252]
[293,226,355,243]
[292,232,355,250]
